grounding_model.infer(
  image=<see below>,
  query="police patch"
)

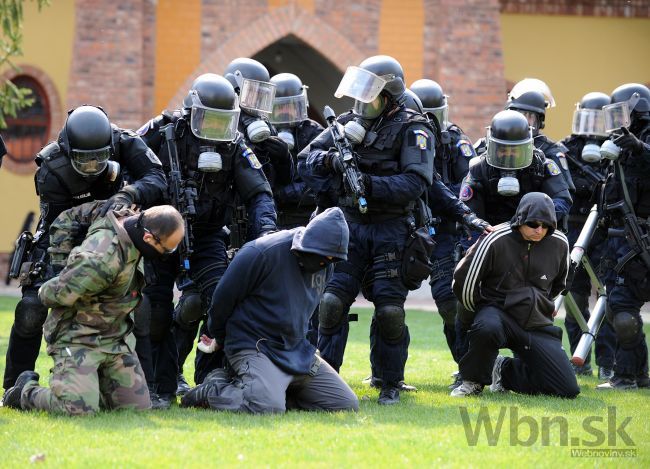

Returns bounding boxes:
[145,148,162,166]
[556,152,569,170]
[457,139,476,158]
[412,129,430,150]
[545,159,561,176]
[241,146,262,169]
[460,184,473,201]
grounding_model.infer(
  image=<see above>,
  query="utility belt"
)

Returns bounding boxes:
[341,200,415,224]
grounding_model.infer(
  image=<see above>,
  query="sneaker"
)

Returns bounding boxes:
[180,381,219,408]
[598,366,614,382]
[490,355,508,393]
[450,380,483,397]
[596,376,638,391]
[377,385,400,405]
[151,393,174,409]
[1,370,39,409]
[572,363,593,376]
[448,373,463,390]
[176,373,191,397]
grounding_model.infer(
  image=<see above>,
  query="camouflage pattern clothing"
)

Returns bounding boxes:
[20,203,150,415]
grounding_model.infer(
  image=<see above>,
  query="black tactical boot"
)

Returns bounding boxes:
[2,370,39,409]
[176,373,191,396]
[377,384,400,405]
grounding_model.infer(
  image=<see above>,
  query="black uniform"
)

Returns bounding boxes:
[3,126,166,390]
[138,109,276,395]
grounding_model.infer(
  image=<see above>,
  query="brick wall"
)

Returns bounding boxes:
[499,0,650,17]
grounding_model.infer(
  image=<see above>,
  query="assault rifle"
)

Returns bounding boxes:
[323,106,368,214]
[161,123,197,290]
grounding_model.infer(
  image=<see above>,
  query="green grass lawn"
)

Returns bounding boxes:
[0,295,648,468]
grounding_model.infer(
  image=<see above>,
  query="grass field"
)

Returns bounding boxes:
[0,295,648,468]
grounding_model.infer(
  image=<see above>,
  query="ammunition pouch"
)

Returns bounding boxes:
[401,227,436,290]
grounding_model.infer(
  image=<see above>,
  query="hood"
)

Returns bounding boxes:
[291,207,349,261]
[510,192,557,235]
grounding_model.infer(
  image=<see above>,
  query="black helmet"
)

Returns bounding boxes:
[63,105,113,176]
[506,90,547,115]
[183,74,240,142]
[579,92,610,110]
[486,110,533,170]
[223,57,271,91]
[402,88,424,114]
[183,73,238,110]
[410,79,448,125]
[610,83,650,113]
[269,73,308,126]
[358,55,405,98]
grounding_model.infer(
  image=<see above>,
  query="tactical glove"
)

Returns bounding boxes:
[263,136,291,163]
[99,187,136,217]
[325,150,344,175]
[613,127,644,154]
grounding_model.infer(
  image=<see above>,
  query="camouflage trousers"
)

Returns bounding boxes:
[21,345,151,415]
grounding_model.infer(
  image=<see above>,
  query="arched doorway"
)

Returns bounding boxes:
[253,34,354,125]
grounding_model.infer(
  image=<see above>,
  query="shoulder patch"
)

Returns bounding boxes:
[241,145,263,169]
[457,139,476,158]
[545,159,561,176]
[136,120,152,136]
[145,148,162,166]
[459,183,474,201]
[409,129,431,150]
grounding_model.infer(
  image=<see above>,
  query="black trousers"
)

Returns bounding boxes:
[459,305,580,398]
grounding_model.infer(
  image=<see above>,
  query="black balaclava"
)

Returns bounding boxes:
[124,213,166,260]
[293,251,332,273]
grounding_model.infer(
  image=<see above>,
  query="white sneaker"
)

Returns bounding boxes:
[490,355,508,393]
[450,380,483,397]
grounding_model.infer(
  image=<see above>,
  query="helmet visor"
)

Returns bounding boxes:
[70,146,110,176]
[571,108,607,137]
[603,101,631,132]
[334,66,387,103]
[190,103,240,141]
[486,129,533,170]
[424,101,449,127]
[269,90,308,125]
[240,78,276,115]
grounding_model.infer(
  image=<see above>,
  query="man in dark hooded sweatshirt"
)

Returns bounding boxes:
[180,207,359,413]
[450,192,579,398]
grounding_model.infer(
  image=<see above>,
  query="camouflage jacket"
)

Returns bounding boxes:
[39,203,144,352]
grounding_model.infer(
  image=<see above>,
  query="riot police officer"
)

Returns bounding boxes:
[597,83,650,390]
[410,79,476,371]
[269,72,324,229]
[2,105,166,397]
[505,86,575,211]
[298,55,489,405]
[562,92,616,380]
[138,73,277,407]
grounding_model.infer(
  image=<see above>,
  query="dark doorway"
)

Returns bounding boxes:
[253,35,354,125]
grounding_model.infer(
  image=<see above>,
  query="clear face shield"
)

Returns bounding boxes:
[269,89,308,126]
[334,66,389,103]
[572,107,607,137]
[188,92,240,142]
[485,128,534,170]
[603,100,638,133]
[70,146,111,176]
[423,97,449,128]
[236,71,276,117]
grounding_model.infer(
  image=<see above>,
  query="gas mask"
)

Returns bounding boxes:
[277,129,295,150]
[497,171,520,196]
[600,139,621,161]
[581,141,604,163]
[197,146,223,172]
[343,118,371,145]
[246,119,271,143]
[104,160,121,182]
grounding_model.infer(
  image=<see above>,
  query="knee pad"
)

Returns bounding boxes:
[149,304,173,342]
[375,304,405,344]
[133,295,151,338]
[14,291,48,337]
[436,299,457,326]
[319,292,347,333]
[612,312,642,348]
[174,291,203,330]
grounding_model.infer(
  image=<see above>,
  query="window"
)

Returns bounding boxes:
[4,75,51,166]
